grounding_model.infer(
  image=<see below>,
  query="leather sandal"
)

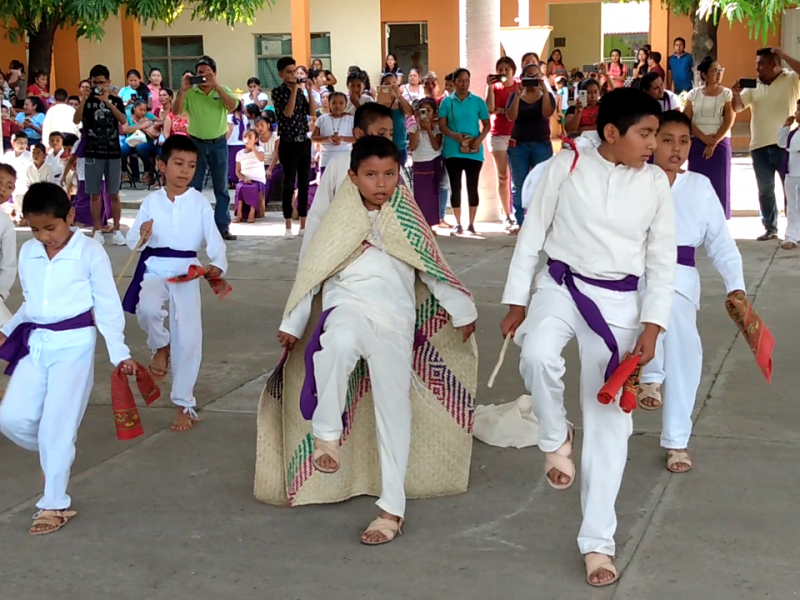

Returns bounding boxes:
[544,425,575,490]
[666,449,693,473]
[637,383,662,410]
[585,553,618,587]
[360,517,404,546]
[313,438,340,474]
[30,509,77,536]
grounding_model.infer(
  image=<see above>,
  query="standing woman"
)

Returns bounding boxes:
[438,68,490,235]
[383,54,404,85]
[546,50,568,84]
[485,56,518,228]
[376,73,414,166]
[402,69,425,103]
[505,62,555,227]
[607,49,628,89]
[632,47,649,88]
[147,68,163,111]
[684,57,735,218]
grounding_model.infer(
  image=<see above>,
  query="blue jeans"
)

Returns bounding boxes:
[508,140,554,225]
[750,144,785,234]
[190,135,232,234]
[121,140,156,181]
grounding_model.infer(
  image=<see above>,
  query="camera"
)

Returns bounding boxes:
[92,86,103,96]
[521,77,540,88]
[188,75,207,86]
[296,77,307,84]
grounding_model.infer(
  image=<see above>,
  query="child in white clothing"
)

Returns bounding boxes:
[0,164,17,324]
[312,92,356,170]
[777,99,800,250]
[234,129,267,223]
[0,182,135,535]
[26,143,56,186]
[1,132,32,219]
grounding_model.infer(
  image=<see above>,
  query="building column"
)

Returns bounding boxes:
[649,0,671,61]
[291,0,311,67]
[121,9,143,75]
[460,0,502,223]
[52,26,82,94]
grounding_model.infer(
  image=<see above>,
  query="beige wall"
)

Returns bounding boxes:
[547,3,601,71]
[79,13,125,87]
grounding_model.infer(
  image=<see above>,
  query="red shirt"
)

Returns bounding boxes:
[651,65,666,80]
[579,104,600,129]
[490,82,515,136]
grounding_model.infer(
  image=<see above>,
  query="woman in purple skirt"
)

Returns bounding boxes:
[227,102,247,186]
[408,98,444,227]
[683,57,736,219]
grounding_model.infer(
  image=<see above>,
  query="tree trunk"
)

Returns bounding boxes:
[690,2,719,64]
[26,19,59,85]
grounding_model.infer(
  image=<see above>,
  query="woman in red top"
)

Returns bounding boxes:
[607,49,628,88]
[484,56,518,228]
[26,70,53,107]
[564,79,601,134]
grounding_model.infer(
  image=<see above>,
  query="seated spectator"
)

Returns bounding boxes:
[121,99,158,185]
[648,51,666,80]
[641,71,681,111]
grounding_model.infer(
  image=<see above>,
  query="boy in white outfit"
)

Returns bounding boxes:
[500,88,676,587]
[777,99,800,250]
[124,135,228,433]
[0,182,136,535]
[0,164,18,325]
[638,111,745,473]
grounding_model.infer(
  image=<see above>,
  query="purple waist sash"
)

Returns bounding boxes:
[300,308,335,420]
[0,309,95,375]
[677,245,696,267]
[122,247,198,314]
[547,259,639,381]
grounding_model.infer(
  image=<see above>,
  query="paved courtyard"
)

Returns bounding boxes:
[1,192,799,598]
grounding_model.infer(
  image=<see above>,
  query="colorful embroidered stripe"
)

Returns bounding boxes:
[287,434,314,504]
[265,351,288,402]
[413,340,475,432]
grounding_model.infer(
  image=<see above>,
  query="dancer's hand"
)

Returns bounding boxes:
[633,323,661,365]
[139,219,154,244]
[118,359,138,376]
[204,265,222,279]
[458,321,476,343]
[278,331,298,350]
[500,305,526,338]
[0,332,6,349]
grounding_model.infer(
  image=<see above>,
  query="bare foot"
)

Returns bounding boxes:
[171,408,198,432]
[149,346,169,380]
[639,395,661,409]
[315,452,338,472]
[781,241,797,250]
[588,556,617,586]
[361,510,402,544]
[547,467,572,487]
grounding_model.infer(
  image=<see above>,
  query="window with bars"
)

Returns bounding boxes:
[142,36,204,89]
[254,33,332,91]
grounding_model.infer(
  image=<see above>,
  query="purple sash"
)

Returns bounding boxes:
[547,259,639,381]
[0,310,94,375]
[677,245,696,267]
[122,247,198,313]
[300,307,335,420]
[780,128,799,178]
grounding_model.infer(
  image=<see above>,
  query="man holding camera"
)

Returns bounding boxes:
[733,47,800,240]
[174,55,239,241]
[272,56,317,239]
[73,64,128,245]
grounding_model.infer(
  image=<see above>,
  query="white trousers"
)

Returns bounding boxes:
[312,305,413,518]
[519,287,637,557]
[136,271,202,410]
[785,175,800,244]
[0,341,95,510]
[640,293,702,449]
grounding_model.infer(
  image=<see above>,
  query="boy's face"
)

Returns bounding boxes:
[28,211,75,250]
[603,115,659,169]
[674,40,685,54]
[444,80,455,93]
[159,150,198,188]
[32,147,45,164]
[13,138,27,153]
[0,107,8,120]
[349,156,399,207]
[68,98,80,109]
[0,170,15,203]
[654,121,691,172]
[49,135,63,153]
[354,116,394,141]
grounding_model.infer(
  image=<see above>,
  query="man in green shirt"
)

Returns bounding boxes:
[174,55,238,241]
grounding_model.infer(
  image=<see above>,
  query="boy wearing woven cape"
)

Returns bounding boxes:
[278,136,477,545]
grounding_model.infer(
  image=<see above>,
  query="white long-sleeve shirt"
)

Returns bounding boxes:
[0,212,17,300]
[777,124,800,176]
[300,151,351,261]
[1,230,131,366]
[41,103,80,146]
[503,145,676,331]
[26,161,55,186]
[126,188,228,277]
[282,216,477,339]
[670,171,744,308]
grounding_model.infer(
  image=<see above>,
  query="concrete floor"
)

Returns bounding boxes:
[1,212,799,600]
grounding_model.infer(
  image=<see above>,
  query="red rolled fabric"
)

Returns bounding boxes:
[111,363,161,441]
[598,353,641,413]
[167,265,233,299]
[725,291,773,383]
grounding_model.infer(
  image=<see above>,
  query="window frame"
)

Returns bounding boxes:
[142,35,205,89]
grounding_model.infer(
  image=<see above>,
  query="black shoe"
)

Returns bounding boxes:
[467,225,477,235]
[454,225,464,235]
[757,231,777,241]
[222,230,237,241]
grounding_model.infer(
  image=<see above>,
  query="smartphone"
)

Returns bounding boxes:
[378,85,393,96]
[419,107,429,120]
[490,74,508,84]
[189,75,207,85]
[579,90,588,106]
[583,64,599,73]
[130,93,137,99]
[739,78,758,89]
[521,77,540,88]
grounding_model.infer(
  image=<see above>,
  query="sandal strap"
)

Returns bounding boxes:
[638,383,662,401]
[364,517,403,539]
[585,552,618,579]
[666,449,692,469]
[314,438,340,461]
[32,510,76,526]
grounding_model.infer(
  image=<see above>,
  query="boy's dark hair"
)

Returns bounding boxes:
[277,56,296,73]
[346,70,367,86]
[640,71,662,91]
[54,88,68,102]
[13,131,28,141]
[48,131,64,141]
[32,143,47,154]
[67,95,80,104]
[89,64,111,80]
[596,88,661,141]
[649,51,662,64]
[658,109,692,132]
[353,102,393,132]
[0,164,17,179]
[61,133,79,147]
[574,71,584,80]
[160,135,198,163]
[674,37,686,45]
[496,57,517,73]
[350,136,401,173]
[22,182,72,219]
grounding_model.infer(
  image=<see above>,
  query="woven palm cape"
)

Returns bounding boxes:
[254,180,478,507]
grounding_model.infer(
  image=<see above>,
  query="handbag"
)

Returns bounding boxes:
[127,129,147,148]
[449,98,480,154]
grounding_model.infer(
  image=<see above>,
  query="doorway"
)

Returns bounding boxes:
[385,22,429,76]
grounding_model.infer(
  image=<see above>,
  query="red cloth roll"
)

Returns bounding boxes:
[167,265,233,299]
[111,363,161,441]
[725,291,774,383]
[597,353,641,413]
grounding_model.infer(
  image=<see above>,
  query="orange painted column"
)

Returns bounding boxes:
[52,26,82,93]
[291,0,311,67]
[121,10,144,75]
[649,0,670,61]
[0,25,27,70]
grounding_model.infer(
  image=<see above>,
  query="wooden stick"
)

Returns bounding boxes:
[116,237,144,286]
[488,332,513,388]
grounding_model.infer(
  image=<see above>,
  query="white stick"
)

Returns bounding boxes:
[488,333,513,388]
[116,237,144,286]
